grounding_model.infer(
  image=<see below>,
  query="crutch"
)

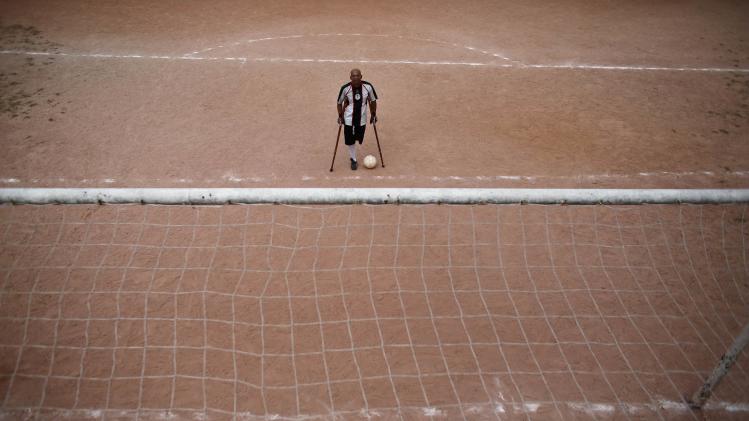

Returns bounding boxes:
[329,123,342,172]
[372,121,385,168]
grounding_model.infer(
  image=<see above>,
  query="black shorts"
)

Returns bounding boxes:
[344,124,365,145]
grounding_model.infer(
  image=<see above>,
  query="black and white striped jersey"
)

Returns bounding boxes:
[337,81,378,126]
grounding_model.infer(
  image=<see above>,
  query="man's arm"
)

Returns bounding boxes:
[369,99,377,124]
[337,102,344,125]
[337,98,349,125]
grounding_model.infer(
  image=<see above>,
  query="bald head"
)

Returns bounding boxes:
[350,68,362,87]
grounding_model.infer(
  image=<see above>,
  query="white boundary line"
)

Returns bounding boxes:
[2,50,748,73]
[0,399,747,419]
[181,32,526,66]
[1,188,748,205]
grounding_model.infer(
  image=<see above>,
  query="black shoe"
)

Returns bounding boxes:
[350,159,357,170]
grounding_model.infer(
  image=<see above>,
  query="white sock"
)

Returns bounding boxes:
[348,144,357,161]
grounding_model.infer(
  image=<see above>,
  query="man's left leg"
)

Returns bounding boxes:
[349,125,366,170]
[356,124,366,151]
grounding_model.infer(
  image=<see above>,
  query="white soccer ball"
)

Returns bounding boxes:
[363,154,377,169]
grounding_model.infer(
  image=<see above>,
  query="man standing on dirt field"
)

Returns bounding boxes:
[337,69,378,170]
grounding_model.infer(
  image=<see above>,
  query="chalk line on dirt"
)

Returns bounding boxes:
[182,32,525,66]
[2,49,748,73]
[0,400,746,420]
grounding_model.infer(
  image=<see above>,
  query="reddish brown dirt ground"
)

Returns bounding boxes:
[0,203,747,420]
[1,0,749,189]
[2,1,749,420]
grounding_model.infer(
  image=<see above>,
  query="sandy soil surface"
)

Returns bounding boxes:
[1,0,748,189]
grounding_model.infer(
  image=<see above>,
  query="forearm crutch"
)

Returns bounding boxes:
[329,123,342,172]
[372,122,385,168]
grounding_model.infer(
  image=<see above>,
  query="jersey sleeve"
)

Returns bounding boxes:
[337,84,349,104]
[365,83,378,101]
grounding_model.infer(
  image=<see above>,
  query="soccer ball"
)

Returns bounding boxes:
[363,155,377,169]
